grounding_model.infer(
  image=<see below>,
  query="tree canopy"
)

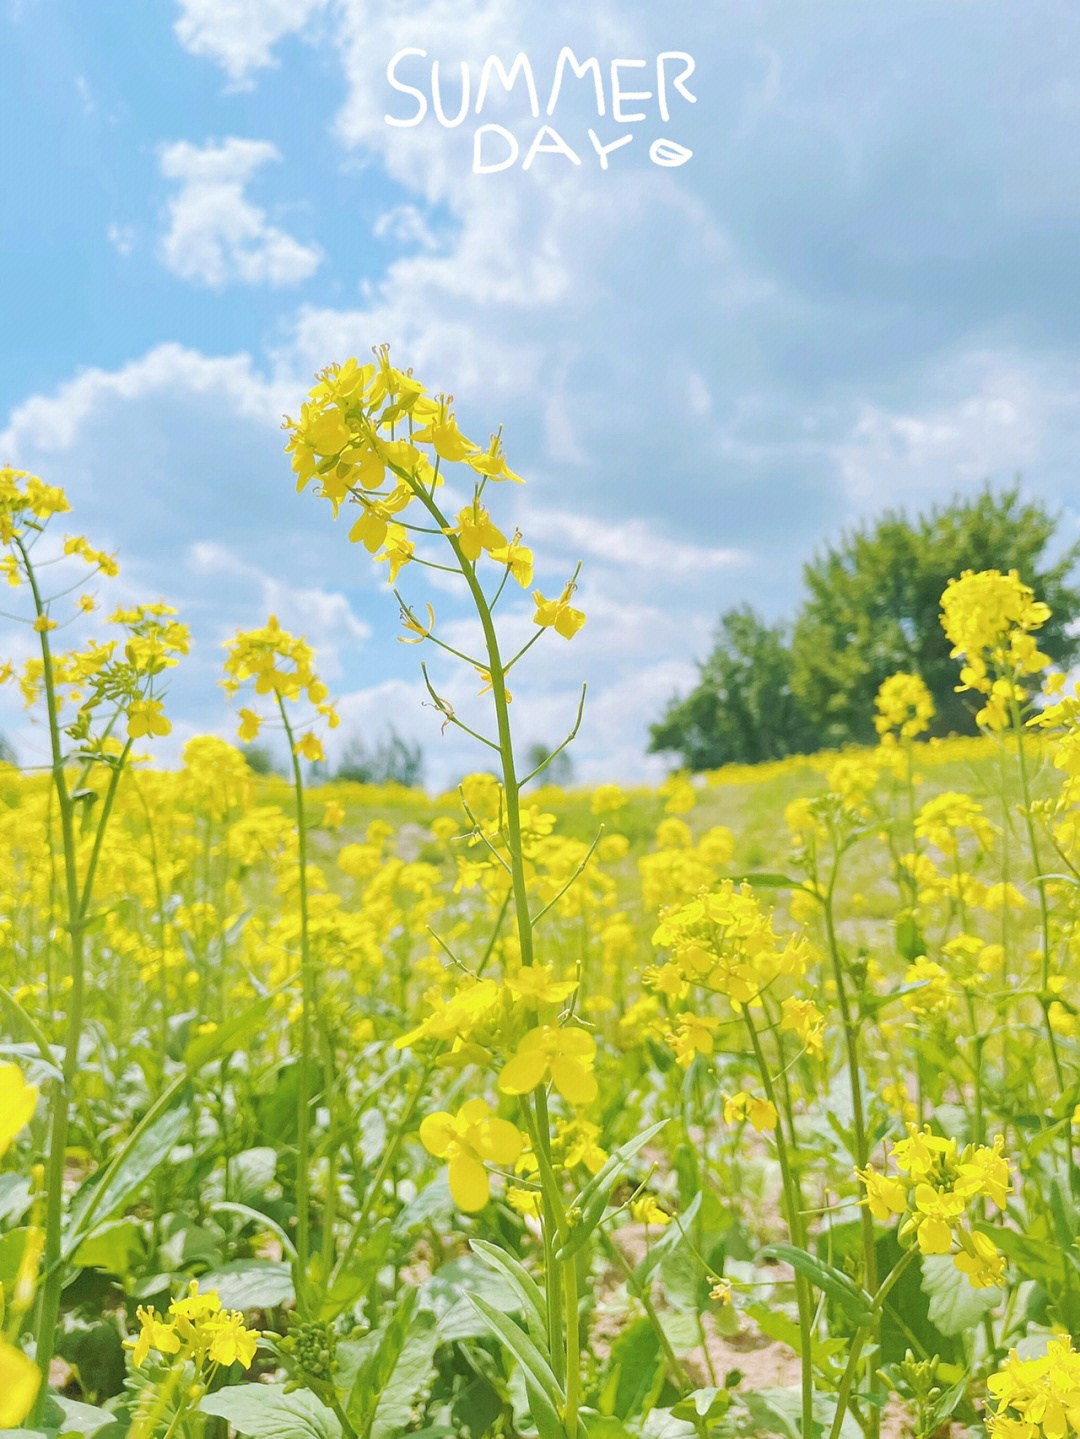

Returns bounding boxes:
[649,485,1080,769]
[648,606,814,769]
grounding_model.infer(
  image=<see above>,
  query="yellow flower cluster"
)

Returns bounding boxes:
[941,569,1052,729]
[648,881,809,1010]
[857,1126,1011,1287]
[987,1335,1080,1439]
[874,671,934,742]
[223,614,337,761]
[126,1280,259,1370]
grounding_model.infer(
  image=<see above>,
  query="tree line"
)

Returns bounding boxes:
[649,485,1080,770]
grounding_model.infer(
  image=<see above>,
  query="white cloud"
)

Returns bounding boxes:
[834,350,1080,506]
[188,540,371,677]
[0,342,293,458]
[173,0,329,87]
[373,204,441,252]
[522,507,746,572]
[106,223,136,257]
[158,137,323,288]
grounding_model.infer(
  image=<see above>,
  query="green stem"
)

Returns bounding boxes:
[822,861,879,1438]
[277,698,315,1293]
[1009,690,1076,1198]
[19,537,85,1417]
[827,1249,916,1439]
[744,1009,814,1439]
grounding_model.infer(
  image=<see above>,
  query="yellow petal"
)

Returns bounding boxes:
[449,1152,490,1212]
[550,1057,598,1107]
[475,1117,523,1166]
[498,1048,548,1095]
[0,1338,41,1427]
[419,1112,456,1158]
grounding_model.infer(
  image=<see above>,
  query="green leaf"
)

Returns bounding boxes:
[0,1227,33,1288]
[370,1317,438,1439]
[556,1119,669,1262]
[759,1242,874,1327]
[725,872,810,892]
[745,1302,845,1381]
[920,1254,1000,1336]
[211,1199,298,1263]
[470,1239,548,1349]
[896,911,924,962]
[671,1388,731,1422]
[199,1259,294,1309]
[741,1388,862,1439]
[72,1219,143,1275]
[603,1317,665,1422]
[465,1292,566,1416]
[184,991,277,1069]
[41,1395,120,1438]
[63,1103,190,1256]
[199,1384,341,1439]
[345,1289,426,1436]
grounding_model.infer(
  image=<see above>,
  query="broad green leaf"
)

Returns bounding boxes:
[183,991,276,1069]
[72,1219,143,1275]
[211,1199,298,1263]
[370,1317,438,1439]
[63,1103,190,1256]
[920,1254,1000,1335]
[671,1388,731,1422]
[345,1289,420,1433]
[200,1384,341,1439]
[199,1259,294,1309]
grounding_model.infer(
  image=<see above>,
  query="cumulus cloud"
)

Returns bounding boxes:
[173,0,329,87]
[158,137,323,288]
[834,350,1080,507]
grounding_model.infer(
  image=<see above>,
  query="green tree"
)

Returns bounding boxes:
[790,484,1080,745]
[648,605,813,770]
[524,741,575,788]
[335,726,424,787]
[240,742,280,775]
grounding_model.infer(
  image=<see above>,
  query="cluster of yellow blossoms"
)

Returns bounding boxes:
[223,615,337,762]
[284,349,583,640]
[857,1126,1010,1287]
[941,569,1052,729]
[874,671,934,742]
[127,1280,259,1371]
[988,1336,1080,1438]
[1,468,188,742]
[648,882,810,1014]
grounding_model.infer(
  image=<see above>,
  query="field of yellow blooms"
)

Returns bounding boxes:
[4,355,1080,1439]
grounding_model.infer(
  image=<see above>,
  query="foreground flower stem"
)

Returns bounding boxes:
[403,473,579,1434]
[826,1249,916,1439]
[19,538,84,1414]
[277,696,315,1288]
[1009,692,1077,1199]
[822,866,879,1439]
[744,1009,814,1439]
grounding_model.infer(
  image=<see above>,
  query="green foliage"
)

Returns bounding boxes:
[649,605,813,769]
[650,485,1080,766]
[335,727,425,787]
[790,483,1080,745]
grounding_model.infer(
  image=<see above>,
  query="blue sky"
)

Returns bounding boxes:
[3,0,1080,785]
